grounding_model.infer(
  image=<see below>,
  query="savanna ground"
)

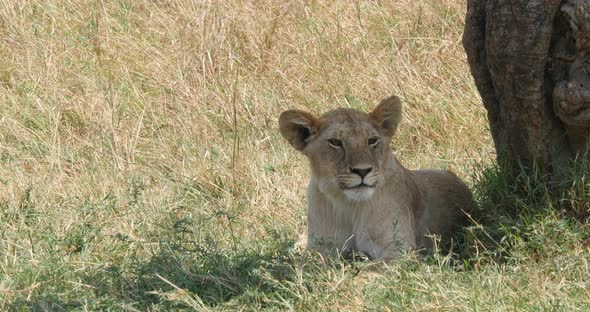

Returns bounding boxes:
[1,0,590,310]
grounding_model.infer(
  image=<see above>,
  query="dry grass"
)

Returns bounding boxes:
[1,0,588,310]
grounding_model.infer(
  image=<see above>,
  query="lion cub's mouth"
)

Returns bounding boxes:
[344,183,376,190]
[342,183,377,201]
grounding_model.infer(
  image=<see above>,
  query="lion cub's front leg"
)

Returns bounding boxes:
[301,183,357,258]
[306,216,355,259]
[353,212,416,260]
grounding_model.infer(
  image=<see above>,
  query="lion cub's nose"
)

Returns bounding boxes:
[351,167,373,178]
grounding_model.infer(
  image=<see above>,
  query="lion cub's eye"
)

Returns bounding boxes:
[328,138,343,148]
[368,137,380,147]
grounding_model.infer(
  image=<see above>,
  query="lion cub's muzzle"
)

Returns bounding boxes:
[338,167,379,200]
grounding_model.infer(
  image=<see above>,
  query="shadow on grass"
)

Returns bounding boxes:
[452,161,590,268]
[7,219,306,311]
[10,295,83,312]
[89,221,303,310]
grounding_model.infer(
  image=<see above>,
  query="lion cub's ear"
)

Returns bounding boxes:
[370,95,403,137]
[279,109,319,151]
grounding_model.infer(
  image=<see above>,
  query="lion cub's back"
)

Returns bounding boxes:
[410,169,476,248]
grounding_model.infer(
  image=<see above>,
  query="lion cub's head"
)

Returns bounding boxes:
[279,95,402,201]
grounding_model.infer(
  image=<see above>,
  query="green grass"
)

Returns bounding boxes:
[5,171,590,311]
[1,0,590,310]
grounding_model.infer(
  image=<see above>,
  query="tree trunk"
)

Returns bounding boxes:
[463,0,590,180]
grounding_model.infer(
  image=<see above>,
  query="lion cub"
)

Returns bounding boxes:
[279,95,475,260]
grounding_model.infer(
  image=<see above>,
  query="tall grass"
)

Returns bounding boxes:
[1,0,589,310]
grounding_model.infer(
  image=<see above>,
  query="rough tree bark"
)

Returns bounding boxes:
[463,0,590,180]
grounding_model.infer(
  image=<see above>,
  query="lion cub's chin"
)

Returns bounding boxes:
[342,186,376,201]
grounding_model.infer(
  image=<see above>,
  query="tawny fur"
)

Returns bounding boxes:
[279,95,475,260]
